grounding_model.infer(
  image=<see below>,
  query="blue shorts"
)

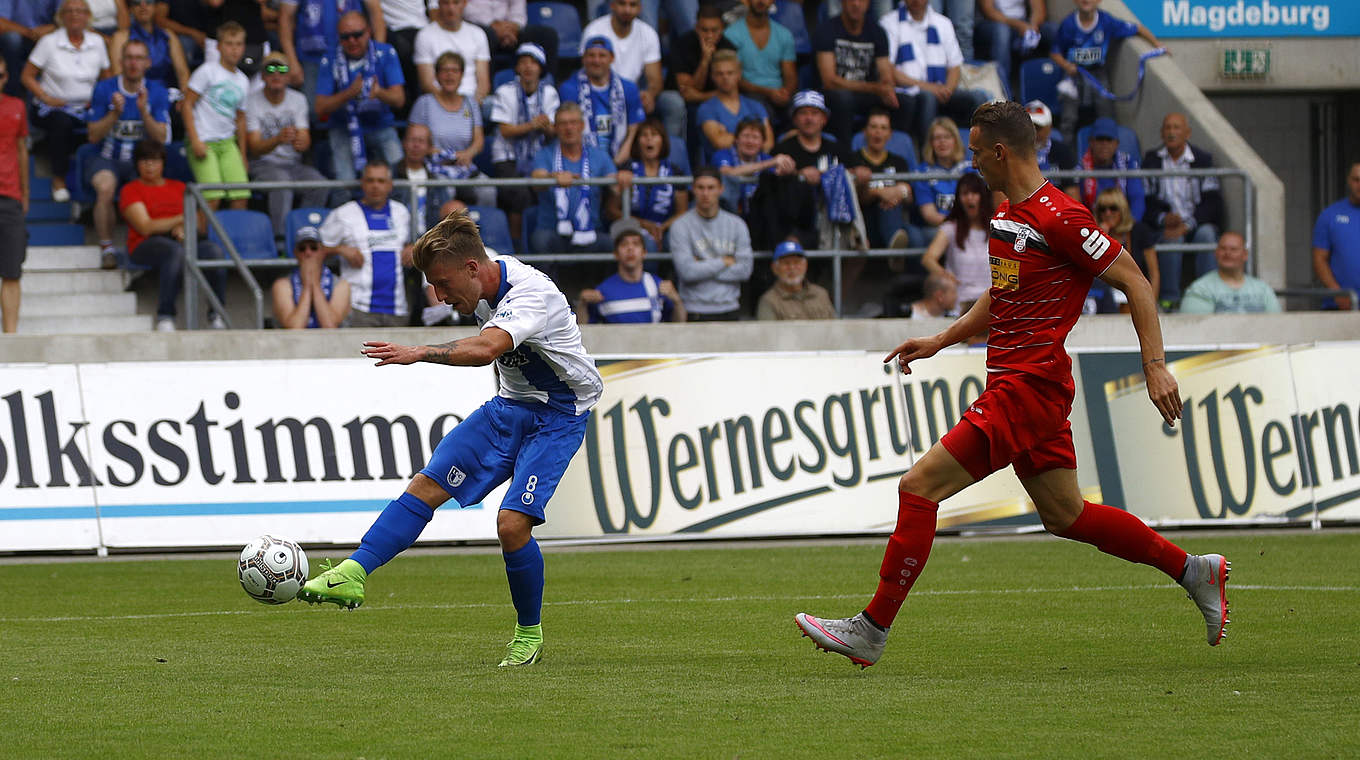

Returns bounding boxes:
[84,155,137,188]
[420,395,590,524]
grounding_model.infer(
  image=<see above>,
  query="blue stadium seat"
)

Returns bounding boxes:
[208,209,280,259]
[1018,58,1064,118]
[527,2,583,63]
[164,141,193,182]
[284,207,331,256]
[772,2,811,56]
[27,223,85,246]
[851,130,918,164]
[1076,124,1141,161]
[467,205,514,255]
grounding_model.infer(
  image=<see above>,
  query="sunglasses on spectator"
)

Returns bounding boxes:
[264,63,290,74]
[339,30,367,41]
[1097,205,1121,213]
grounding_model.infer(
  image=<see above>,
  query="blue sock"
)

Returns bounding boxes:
[349,492,434,574]
[502,539,544,627]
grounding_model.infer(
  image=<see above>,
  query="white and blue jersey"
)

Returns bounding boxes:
[1055,10,1138,69]
[588,272,676,324]
[320,199,411,316]
[87,76,172,161]
[476,256,603,415]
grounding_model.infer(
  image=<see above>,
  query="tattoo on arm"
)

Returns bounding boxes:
[422,339,463,364]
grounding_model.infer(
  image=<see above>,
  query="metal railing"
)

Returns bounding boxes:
[184,167,1257,328]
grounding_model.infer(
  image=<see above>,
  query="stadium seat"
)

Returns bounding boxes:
[467,205,515,255]
[164,141,193,183]
[68,143,100,205]
[771,2,812,56]
[208,209,280,259]
[1076,123,1141,161]
[284,207,331,256]
[1018,58,1064,118]
[851,130,918,164]
[527,2,583,64]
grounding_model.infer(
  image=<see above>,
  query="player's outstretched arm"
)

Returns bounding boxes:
[884,292,992,374]
[1100,251,1183,427]
[362,328,515,367]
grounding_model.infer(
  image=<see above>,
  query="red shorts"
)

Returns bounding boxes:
[940,371,1077,481]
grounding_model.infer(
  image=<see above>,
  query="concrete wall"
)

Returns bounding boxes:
[1160,38,1360,93]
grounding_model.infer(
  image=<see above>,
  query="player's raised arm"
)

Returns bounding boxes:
[362,327,514,367]
[1100,250,1183,426]
[884,291,992,374]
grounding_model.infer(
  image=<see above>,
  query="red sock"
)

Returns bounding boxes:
[1059,501,1188,579]
[864,492,939,628]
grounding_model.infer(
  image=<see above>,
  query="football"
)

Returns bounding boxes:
[238,535,309,604]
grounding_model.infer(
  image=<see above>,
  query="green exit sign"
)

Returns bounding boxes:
[1221,48,1271,78]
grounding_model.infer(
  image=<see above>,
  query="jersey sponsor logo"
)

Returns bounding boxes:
[495,308,514,321]
[1013,227,1029,253]
[1338,214,1351,224]
[990,255,1020,290]
[1079,227,1113,260]
[446,466,466,488]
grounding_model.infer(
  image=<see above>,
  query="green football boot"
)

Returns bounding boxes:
[296,558,367,609]
[498,624,544,667]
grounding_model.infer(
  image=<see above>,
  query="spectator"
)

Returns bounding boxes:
[272,225,353,328]
[587,0,698,41]
[391,122,438,230]
[882,0,989,146]
[489,42,558,251]
[529,102,624,254]
[714,117,792,218]
[182,21,250,211]
[1094,186,1157,309]
[1142,111,1224,304]
[0,0,59,98]
[1051,0,1161,145]
[921,171,991,308]
[914,116,970,227]
[752,89,849,250]
[933,0,975,60]
[725,0,797,122]
[87,40,172,267]
[21,0,111,204]
[558,36,645,165]
[906,270,958,319]
[194,0,273,76]
[610,118,688,251]
[670,4,736,139]
[319,161,415,326]
[465,0,558,81]
[118,138,229,331]
[1079,116,1144,224]
[976,0,1054,87]
[317,11,406,179]
[86,0,128,36]
[278,0,386,107]
[1179,232,1280,314]
[1311,161,1360,311]
[756,238,836,320]
[409,50,495,208]
[0,57,28,333]
[245,51,329,237]
[1026,99,1075,194]
[848,106,920,250]
[378,0,432,110]
[414,0,490,102]
[580,0,661,112]
[153,0,212,69]
[577,227,686,324]
[669,167,754,321]
[814,0,899,147]
[110,0,191,92]
[697,50,772,164]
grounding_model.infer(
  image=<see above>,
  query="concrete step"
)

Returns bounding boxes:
[22,291,139,317]
[23,245,104,271]
[22,269,127,294]
[14,314,154,335]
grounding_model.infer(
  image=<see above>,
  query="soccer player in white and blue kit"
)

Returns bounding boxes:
[298,210,603,667]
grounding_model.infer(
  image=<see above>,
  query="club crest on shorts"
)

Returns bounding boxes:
[446,466,466,488]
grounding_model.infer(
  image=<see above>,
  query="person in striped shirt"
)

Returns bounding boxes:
[578,226,686,324]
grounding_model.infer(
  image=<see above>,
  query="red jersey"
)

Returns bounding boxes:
[0,96,28,201]
[986,181,1121,385]
[119,179,186,252]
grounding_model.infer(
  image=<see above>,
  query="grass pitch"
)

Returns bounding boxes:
[2,531,1358,758]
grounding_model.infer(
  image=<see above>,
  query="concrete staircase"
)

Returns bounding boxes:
[17,245,151,334]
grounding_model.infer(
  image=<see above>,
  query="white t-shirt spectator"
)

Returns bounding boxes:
[463,0,528,29]
[413,21,491,99]
[993,0,1028,20]
[28,29,109,106]
[579,16,661,84]
[245,88,310,166]
[385,0,434,31]
[489,80,560,163]
[880,4,963,96]
[187,62,250,143]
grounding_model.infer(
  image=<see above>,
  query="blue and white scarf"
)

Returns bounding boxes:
[821,163,855,224]
[576,69,626,157]
[331,41,380,176]
[554,144,596,246]
[629,160,674,224]
[514,81,547,174]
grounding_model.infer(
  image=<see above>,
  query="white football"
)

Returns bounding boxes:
[238,535,309,604]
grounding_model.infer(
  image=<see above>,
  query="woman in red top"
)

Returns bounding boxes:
[118,138,227,330]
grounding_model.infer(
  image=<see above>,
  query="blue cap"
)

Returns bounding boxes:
[790,89,828,115]
[583,36,614,55]
[515,42,547,68]
[773,240,806,261]
[1090,117,1119,140]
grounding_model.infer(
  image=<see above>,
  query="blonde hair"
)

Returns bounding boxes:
[412,209,488,271]
[1095,187,1133,238]
[921,117,965,166]
[712,49,740,68]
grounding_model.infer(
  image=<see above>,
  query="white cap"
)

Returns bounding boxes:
[1025,100,1052,127]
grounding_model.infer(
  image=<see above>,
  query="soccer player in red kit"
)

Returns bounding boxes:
[795,101,1230,668]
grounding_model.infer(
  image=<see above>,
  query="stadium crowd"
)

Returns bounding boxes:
[0,0,1351,332]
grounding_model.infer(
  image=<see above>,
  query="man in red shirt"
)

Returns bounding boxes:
[118,138,227,331]
[795,100,1230,668]
[0,58,28,333]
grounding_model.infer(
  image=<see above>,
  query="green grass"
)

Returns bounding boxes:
[3,532,1358,758]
